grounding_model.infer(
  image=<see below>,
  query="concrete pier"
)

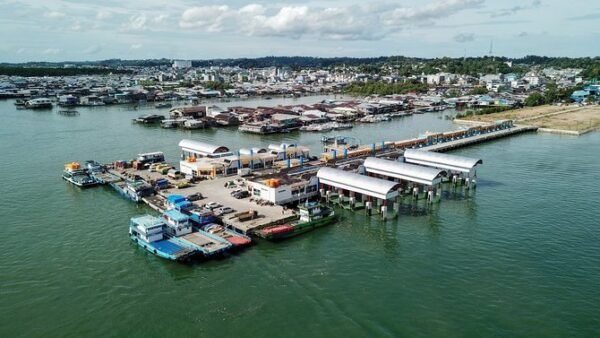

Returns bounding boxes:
[421,125,537,152]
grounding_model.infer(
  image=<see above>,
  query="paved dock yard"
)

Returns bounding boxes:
[114,168,297,234]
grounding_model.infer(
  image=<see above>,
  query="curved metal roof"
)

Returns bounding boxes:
[317,167,399,200]
[403,149,482,173]
[363,157,446,186]
[178,139,230,155]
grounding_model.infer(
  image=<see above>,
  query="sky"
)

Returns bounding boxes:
[0,0,599,62]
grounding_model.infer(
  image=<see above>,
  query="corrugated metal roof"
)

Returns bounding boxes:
[317,167,399,200]
[404,149,482,173]
[363,157,446,186]
[178,139,230,155]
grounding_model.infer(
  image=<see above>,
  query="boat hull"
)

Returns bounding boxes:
[257,214,338,241]
[130,235,197,262]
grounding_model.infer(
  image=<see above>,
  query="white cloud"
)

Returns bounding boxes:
[130,43,143,49]
[453,33,475,42]
[179,0,483,40]
[96,10,112,20]
[44,11,65,19]
[71,20,83,31]
[83,45,102,54]
[153,14,168,23]
[42,48,61,55]
[125,14,148,31]
[16,48,26,54]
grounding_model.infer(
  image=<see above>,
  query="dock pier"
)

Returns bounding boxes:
[422,125,538,152]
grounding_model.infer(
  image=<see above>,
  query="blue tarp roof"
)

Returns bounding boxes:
[151,239,185,255]
[175,200,193,209]
[166,194,186,203]
[163,209,189,222]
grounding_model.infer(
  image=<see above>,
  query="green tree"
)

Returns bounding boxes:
[446,89,461,98]
[469,87,489,95]
[525,92,545,106]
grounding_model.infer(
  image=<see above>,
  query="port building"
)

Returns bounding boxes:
[402,149,482,179]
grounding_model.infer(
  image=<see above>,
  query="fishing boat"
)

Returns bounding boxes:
[203,223,252,248]
[25,98,53,109]
[133,114,165,124]
[62,162,97,187]
[331,122,353,130]
[255,202,337,240]
[58,109,80,116]
[162,209,232,257]
[154,102,172,109]
[129,215,197,262]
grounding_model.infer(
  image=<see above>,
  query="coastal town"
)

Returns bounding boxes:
[4,0,600,335]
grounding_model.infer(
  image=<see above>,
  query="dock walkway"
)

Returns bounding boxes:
[422,125,537,152]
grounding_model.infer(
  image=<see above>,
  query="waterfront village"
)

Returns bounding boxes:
[5,60,598,262]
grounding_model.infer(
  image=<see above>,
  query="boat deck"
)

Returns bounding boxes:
[180,232,230,254]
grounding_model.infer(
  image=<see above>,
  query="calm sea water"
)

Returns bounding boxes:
[1,97,599,337]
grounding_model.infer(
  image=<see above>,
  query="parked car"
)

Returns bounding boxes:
[205,201,222,209]
[217,207,235,216]
[232,191,249,199]
[186,192,203,201]
[230,189,242,196]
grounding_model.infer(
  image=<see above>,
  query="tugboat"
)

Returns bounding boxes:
[62,162,97,187]
[255,202,337,240]
[129,215,197,262]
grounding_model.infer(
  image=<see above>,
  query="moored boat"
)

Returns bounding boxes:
[129,215,197,262]
[25,98,53,109]
[62,162,97,187]
[162,209,232,256]
[255,202,337,240]
[154,102,172,109]
[203,223,252,248]
[110,180,154,203]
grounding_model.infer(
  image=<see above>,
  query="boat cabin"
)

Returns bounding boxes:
[129,215,165,243]
[162,209,192,237]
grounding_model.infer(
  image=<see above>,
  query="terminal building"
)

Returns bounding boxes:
[402,149,482,183]
[178,139,311,178]
[247,174,319,205]
[362,157,447,199]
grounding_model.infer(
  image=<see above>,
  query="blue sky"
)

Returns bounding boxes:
[0,0,598,62]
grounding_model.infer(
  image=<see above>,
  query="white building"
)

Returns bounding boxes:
[173,60,192,69]
[248,175,319,205]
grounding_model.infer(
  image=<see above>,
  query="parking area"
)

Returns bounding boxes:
[113,166,297,233]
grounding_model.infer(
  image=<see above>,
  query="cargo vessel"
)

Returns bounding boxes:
[255,202,337,240]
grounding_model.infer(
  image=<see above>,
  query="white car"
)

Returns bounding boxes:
[205,202,222,209]
[217,207,235,216]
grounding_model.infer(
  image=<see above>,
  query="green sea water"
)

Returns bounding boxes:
[1,98,599,337]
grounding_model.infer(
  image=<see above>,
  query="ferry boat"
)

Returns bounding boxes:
[129,215,197,262]
[25,98,53,109]
[255,202,337,240]
[162,209,232,257]
[203,223,252,249]
[110,180,154,202]
[62,162,97,187]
